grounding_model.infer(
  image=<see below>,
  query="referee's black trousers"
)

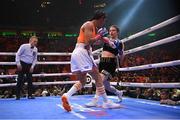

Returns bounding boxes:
[16,61,33,98]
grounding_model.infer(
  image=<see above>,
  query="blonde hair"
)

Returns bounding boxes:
[29,36,38,42]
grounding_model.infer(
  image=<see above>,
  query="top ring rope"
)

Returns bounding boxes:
[121,14,180,43]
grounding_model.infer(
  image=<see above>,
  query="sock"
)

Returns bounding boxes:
[115,89,121,95]
[65,82,82,97]
[96,86,108,102]
[104,80,118,95]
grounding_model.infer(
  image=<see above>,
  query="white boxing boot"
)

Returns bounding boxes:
[85,98,98,107]
[102,100,121,109]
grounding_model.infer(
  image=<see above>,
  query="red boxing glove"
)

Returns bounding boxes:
[102,37,116,48]
[101,37,110,44]
[94,34,102,40]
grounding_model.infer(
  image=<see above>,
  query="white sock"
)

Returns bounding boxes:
[65,86,78,97]
[65,82,82,97]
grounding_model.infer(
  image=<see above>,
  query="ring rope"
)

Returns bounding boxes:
[0,59,100,65]
[124,34,180,55]
[117,60,180,72]
[0,52,72,56]
[0,81,78,87]
[0,59,179,78]
[0,61,71,65]
[0,81,179,88]
[0,73,72,78]
[111,82,180,88]
[121,14,180,43]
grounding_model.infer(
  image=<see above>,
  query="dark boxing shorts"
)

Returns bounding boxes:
[99,57,117,77]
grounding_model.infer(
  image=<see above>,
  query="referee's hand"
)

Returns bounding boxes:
[17,64,22,71]
[30,67,34,73]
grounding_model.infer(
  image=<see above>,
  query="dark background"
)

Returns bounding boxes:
[0,0,179,37]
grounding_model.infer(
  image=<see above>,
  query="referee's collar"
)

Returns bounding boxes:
[28,43,34,49]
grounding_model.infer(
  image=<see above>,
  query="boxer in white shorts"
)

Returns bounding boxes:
[71,43,95,72]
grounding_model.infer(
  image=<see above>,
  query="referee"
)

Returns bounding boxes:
[15,36,38,100]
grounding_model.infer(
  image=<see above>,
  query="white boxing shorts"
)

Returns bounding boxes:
[71,43,97,72]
